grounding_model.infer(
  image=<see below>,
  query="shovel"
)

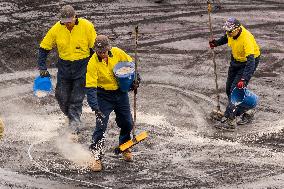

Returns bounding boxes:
[207,1,223,121]
[114,26,148,155]
[0,117,4,139]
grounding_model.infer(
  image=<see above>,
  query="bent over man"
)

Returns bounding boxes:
[37,5,97,136]
[86,35,140,172]
[209,18,260,130]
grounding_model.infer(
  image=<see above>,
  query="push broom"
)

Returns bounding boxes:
[114,26,148,154]
[207,0,223,121]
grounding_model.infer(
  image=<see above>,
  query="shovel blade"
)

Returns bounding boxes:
[210,109,224,121]
[0,117,4,140]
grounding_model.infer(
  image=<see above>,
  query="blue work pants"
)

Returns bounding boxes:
[91,88,133,146]
[55,75,86,130]
[55,57,88,132]
[224,57,260,118]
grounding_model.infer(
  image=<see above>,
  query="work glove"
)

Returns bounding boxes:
[39,70,50,78]
[237,79,246,89]
[87,87,105,122]
[209,39,217,49]
[129,73,141,91]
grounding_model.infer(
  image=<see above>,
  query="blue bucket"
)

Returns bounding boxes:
[113,62,135,92]
[231,87,259,109]
[33,76,52,97]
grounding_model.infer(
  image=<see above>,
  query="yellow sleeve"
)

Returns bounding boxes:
[86,55,98,88]
[86,20,97,49]
[40,23,58,50]
[117,48,133,62]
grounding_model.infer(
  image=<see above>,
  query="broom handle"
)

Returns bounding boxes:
[207,0,221,111]
[132,25,139,138]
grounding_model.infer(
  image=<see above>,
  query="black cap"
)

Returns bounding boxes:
[60,5,75,23]
[94,35,111,53]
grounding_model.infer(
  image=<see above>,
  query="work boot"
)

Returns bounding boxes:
[89,150,103,172]
[89,140,105,171]
[68,132,79,142]
[122,149,133,162]
[237,111,254,125]
[215,117,236,131]
[89,159,102,172]
[210,109,224,121]
[68,121,80,142]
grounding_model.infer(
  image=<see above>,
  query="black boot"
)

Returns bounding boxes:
[215,117,236,131]
[237,111,254,125]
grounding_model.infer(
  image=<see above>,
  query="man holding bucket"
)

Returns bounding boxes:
[209,18,260,130]
[37,5,97,138]
[85,35,140,171]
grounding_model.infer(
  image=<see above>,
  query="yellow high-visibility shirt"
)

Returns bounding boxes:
[86,47,133,90]
[227,26,260,62]
[40,18,96,61]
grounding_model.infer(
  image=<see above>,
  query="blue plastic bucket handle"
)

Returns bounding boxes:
[113,62,135,92]
[33,76,52,95]
[231,87,259,109]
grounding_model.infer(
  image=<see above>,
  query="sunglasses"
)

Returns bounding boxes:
[227,28,239,34]
[97,50,108,54]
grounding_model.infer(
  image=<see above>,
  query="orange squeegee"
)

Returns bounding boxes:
[114,131,148,154]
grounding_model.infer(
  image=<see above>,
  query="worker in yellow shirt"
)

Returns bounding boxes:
[209,18,260,130]
[37,5,97,136]
[85,35,141,172]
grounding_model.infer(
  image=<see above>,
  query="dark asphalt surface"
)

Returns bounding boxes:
[0,0,284,188]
